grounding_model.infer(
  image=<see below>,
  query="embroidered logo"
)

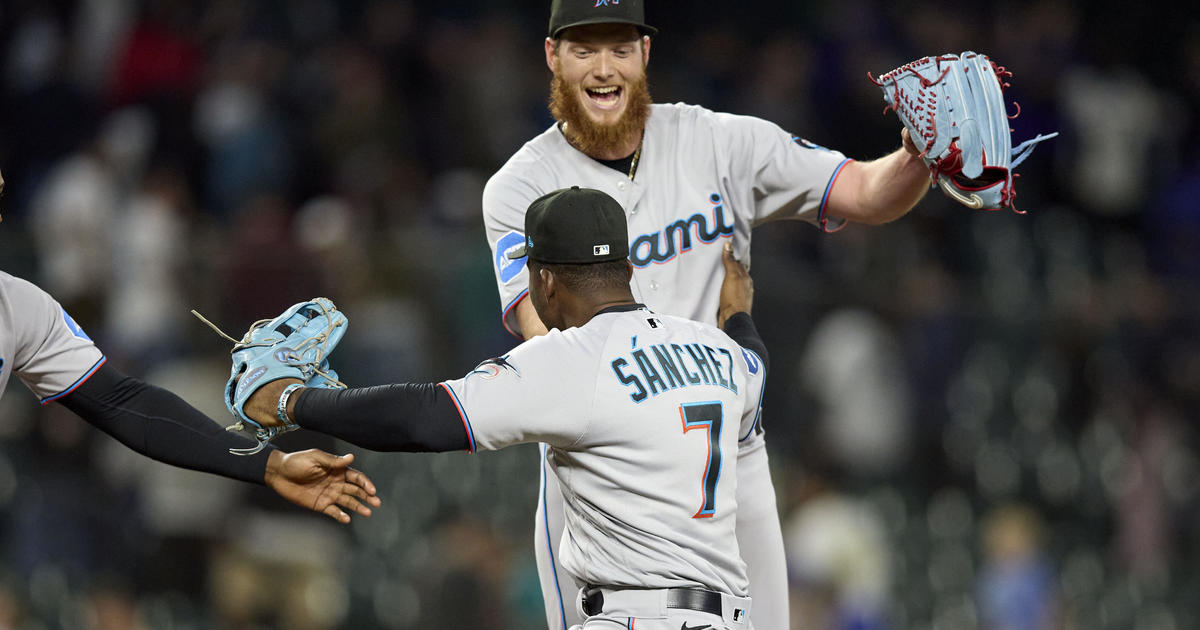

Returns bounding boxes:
[236,366,268,398]
[469,356,520,380]
[593,244,610,256]
[741,348,760,375]
[792,134,833,152]
[61,308,92,341]
[595,0,620,7]
[494,231,528,283]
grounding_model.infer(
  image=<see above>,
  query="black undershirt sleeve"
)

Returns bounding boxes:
[57,364,271,484]
[293,383,470,453]
[722,311,770,375]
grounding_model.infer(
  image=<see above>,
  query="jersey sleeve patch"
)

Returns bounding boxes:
[61,308,93,341]
[740,348,761,375]
[494,230,528,283]
[791,135,834,152]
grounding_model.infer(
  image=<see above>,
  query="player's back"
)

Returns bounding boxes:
[547,306,765,597]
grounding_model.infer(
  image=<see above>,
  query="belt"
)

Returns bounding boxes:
[582,587,723,617]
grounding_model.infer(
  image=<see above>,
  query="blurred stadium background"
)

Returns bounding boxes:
[0,0,1196,628]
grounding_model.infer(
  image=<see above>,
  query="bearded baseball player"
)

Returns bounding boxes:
[483,2,932,628]
[0,168,380,524]
[236,186,767,629]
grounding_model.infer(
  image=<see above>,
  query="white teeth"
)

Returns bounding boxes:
[590,86,618,94]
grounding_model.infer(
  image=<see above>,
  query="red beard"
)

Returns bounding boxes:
[549,67,652,158]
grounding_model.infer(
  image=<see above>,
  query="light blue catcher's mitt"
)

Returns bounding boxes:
[870,52,1058,211]
[193,298,348,455]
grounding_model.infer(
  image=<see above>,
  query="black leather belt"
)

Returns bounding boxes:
[582,587,723,617]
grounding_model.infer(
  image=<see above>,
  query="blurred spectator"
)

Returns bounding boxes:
[784,475,891,630]
[976,503,1060,630]
[800,308,913,480]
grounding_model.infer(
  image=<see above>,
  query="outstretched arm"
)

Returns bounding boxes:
[58,364,379,522]
[825,129,929,225]
[244,379,472,453]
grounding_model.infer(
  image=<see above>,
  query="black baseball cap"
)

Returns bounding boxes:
[507,187,629,264]
[548,0,657,39]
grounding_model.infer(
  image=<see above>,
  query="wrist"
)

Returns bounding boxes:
[247,378,303,426]
[277,383,304,427]
[264,449,283,486]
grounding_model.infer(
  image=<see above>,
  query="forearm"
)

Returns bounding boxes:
[722,312,769,374]
[516,297,550,339]
[292,384,470,452]
[58,365,272,484]
[829,147,929,225]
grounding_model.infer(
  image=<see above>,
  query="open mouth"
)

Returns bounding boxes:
[586,85,622,108]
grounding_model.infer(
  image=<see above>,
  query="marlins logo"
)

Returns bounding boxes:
[469,356,519,380]
[791,134,833,152]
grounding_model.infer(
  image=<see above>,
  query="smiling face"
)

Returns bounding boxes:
[546,23,652,159]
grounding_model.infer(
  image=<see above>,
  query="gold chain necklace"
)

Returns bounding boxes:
[628,141,642,180]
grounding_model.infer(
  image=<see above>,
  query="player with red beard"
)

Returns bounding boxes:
[483,2,931,628]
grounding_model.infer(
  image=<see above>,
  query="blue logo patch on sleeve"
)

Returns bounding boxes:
[791,135,833,152]
[495,230,528,283]
[741,348,760,375]
[61,308,93,341]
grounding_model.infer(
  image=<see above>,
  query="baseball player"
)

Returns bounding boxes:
[482,2,932,628]
[0,169,380,524]
[236,186,767,629]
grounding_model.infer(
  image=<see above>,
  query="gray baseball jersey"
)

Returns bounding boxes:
[440,306,767,596]
[0,271,106,402]
[484,102,847,629]
[484,102,850,337]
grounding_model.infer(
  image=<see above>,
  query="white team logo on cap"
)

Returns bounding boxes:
[593,244,610,256]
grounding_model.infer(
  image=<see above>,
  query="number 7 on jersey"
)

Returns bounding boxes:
[680,401,724,518]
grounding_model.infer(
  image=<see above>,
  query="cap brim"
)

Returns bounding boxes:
[551,19,658,39]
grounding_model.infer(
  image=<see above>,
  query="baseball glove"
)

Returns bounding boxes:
[869,51,1058,211]
[193,298,349,455]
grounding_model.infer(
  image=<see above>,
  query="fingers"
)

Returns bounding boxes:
[319,487,377,524]
[341,477,382,507]
[721,242,747,276]
[344,465,378,496]
[901,127,920,156]
[338,492,375,517]
[323,504,351,524]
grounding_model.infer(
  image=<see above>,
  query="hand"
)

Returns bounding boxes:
[900,127,920,156]
[264,450,382,524]
[244,378,304,428]
[717,242,753,327]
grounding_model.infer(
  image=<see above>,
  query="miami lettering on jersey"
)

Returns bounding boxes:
[610,338,739,403]
[496,193,735,283]
[629,193,734,268]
